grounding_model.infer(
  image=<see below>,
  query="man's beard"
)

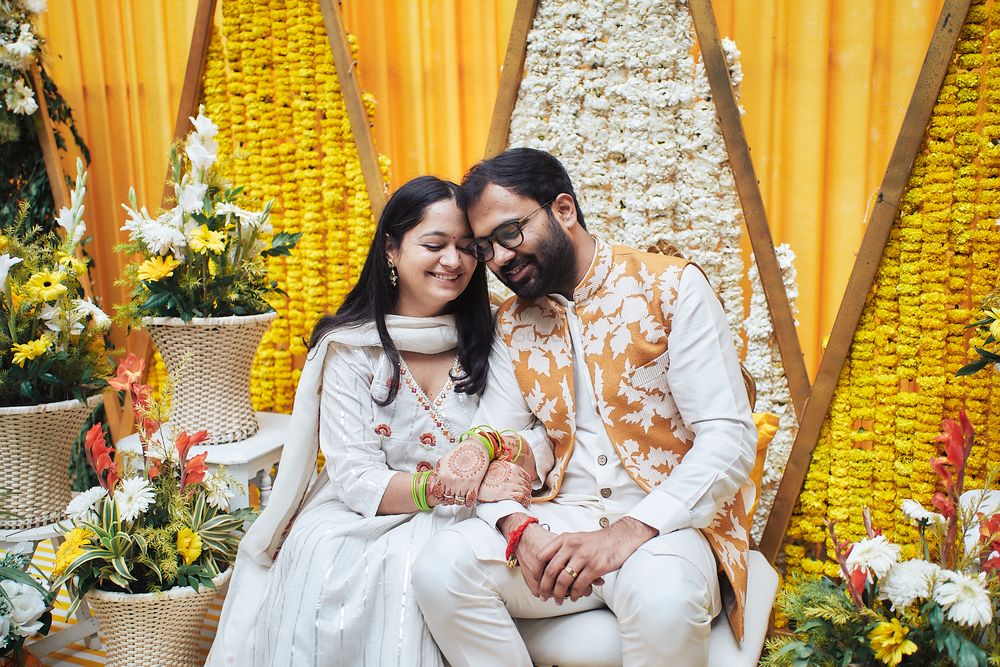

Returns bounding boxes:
[496,216,577,300]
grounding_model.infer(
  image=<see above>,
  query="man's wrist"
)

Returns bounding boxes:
[610,516,658,544]
[498,511,532,539]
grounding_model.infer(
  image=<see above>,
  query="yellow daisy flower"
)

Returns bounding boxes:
[868,618,918,667]
[136,255,181,282]
[176,527,203,565]
[24,270,68,302]
[53,527,94,577]
[188,225,226,255]
[11,336,52,367]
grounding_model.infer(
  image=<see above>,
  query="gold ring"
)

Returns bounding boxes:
[564,566,578,579]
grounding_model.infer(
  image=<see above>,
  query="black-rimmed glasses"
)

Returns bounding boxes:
[467,198,555,262]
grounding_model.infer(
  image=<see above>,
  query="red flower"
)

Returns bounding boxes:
[176,430,209,461]
[84,424,119,492]
[931,491,955,519]
[980,513,1000,551]
[930,457,953,492]
[419,433,436,447]
[108,353,144,391]
[374,423,391,438]
[181,452,208,492]
[849,565,867,597]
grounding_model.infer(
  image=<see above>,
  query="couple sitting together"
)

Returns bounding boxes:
[207,148,758,667]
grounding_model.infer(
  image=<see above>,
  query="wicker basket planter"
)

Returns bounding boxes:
[0,394,101,530]
[85,568,231,667]
[144,312,276,445]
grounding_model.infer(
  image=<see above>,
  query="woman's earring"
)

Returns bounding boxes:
[387,258,398,287]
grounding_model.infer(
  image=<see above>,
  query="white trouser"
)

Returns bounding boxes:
[412,505,721,667]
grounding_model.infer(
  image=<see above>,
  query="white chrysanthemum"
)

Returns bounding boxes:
[65,485,107,522]
[4,77,36,115]
[879,559,940,611]
[901,499,945,526]
[19,0,48,14]
[203,471,234,511]
[73,298,111,330]
[0,580,45,637]
[845,535,900,581]
[115,477,155,522]
[934,571,993,627]
[3,24,38,67]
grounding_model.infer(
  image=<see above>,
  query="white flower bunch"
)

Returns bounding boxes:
[0,1,46,118]
[844,534,901,583]
[0,579,46,638]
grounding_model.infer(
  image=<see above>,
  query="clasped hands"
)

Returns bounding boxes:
[429,437,532,508]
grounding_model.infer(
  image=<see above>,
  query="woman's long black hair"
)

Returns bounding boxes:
[308,175,493,405]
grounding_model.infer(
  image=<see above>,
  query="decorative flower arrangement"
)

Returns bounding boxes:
[115,108,300,324]
[957,289,1000,376]
[765,412,999,667]
[0,159,111,407]
[0,0,45,127]
[202,0,390,413]
[784,4,1000,583]
[0,551,53,666]
[51,354,249,612]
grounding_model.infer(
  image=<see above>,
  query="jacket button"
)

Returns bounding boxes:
[597,454,608,465]
[600,488,612,498]
[599,517,610,528]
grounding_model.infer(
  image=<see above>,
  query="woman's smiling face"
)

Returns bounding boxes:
[388,198,477,317]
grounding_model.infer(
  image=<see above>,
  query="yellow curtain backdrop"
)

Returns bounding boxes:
[35,0,945,376]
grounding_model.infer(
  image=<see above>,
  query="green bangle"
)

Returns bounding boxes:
[416,471,433,512]
[460,425,496,460]
[411,472,423,512]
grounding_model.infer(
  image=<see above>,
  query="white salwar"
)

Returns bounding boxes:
[208,315,480,667]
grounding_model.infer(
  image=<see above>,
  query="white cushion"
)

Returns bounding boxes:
[517,550,778,667]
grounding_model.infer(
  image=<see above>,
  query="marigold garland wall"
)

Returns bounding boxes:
[200,0,389,412]
[783,0,1000,581]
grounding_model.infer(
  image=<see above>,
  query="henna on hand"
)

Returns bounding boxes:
[478,460,532,507]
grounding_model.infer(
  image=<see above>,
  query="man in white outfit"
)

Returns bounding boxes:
[412,148,757,666]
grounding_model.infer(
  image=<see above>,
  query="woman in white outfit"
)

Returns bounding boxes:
[207,176,544,666]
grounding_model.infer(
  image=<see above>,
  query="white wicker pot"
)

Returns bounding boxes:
[144,312,276,445]
[85,568,231,667]
[0,394,101,529]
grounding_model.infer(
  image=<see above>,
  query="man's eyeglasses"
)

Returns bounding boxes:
[467,198,555,263]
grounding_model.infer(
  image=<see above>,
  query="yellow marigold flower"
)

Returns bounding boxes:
[11,336,52,367]
[176,527,202,565]
[188,225,226,255]
[24,270,67,302]
[868,618,918,667]
[53,527,93,577]
[0,234,8,252]
[136,255,181,282]
[56,251,89,276]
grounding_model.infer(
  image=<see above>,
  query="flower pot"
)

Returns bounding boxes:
[0,649,42,667]
[85,568,231,667]
[0,394,101,529]
[144,312,276,445]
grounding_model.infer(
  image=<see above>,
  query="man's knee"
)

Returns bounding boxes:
[412,527,480,608]
[612,551,716,633]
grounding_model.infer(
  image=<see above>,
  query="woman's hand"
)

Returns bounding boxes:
[430,441,490,507]
[477,460,532,508]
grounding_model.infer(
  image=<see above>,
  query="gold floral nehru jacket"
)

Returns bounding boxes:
[495,237,750,639]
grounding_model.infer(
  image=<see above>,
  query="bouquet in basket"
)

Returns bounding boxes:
[51,354,250,613]
[115,108,300,323]
[0,159,111,407]
[764,412,999,667]
[0,551,54,666]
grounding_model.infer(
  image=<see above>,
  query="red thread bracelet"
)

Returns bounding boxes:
[505,516,539,568]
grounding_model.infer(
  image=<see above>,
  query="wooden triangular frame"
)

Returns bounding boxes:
[758,0,973,561]
[486,0,811,425]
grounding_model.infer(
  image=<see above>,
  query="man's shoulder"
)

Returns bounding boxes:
[610,243,689,272]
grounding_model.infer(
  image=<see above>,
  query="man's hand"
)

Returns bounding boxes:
[536,517,657,604]
[499,513,557,597]
[477,460,531,507]
[430,441,490,506]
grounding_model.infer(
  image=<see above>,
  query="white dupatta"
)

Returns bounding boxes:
[207,315,458,666]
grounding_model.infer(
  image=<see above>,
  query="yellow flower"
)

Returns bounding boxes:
[56,251,89,276]
[24,270,67,301]
[868,619,918,667]
[136,255,181,282]
[11,336,52,366]
[188,225,226,254]
[53,527,93,577]
[0,234,8,252]
[176,527,202,565]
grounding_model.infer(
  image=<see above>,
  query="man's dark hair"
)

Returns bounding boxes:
[459,147,586,230]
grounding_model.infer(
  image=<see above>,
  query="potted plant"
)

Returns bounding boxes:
[0,160,111,528]
[115,108,299,444]
[51,354,249,667]
[763,412,999,667]
[0,550,54,667]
